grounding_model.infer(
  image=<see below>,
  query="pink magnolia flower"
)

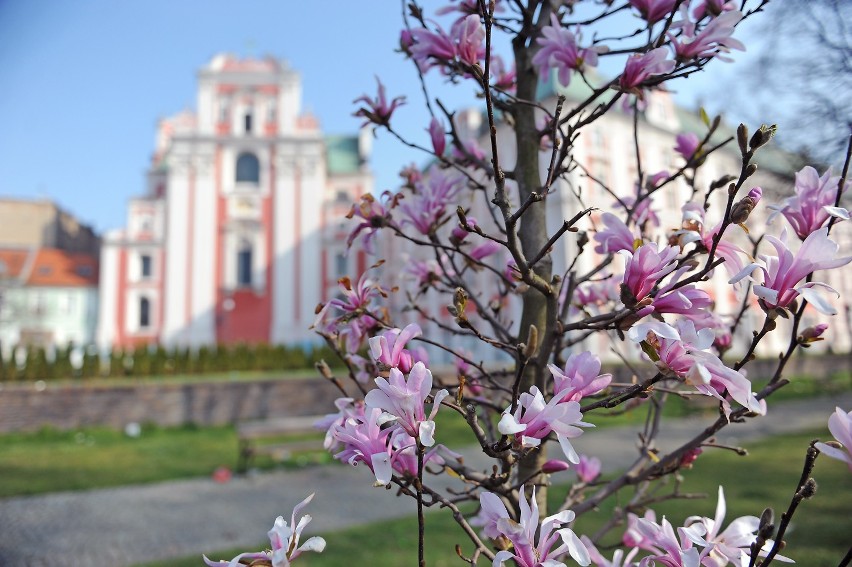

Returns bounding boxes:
[399,166,466,235]
[451,137,487,165]
[409,14,484,72]
[491,54,516,90]
[471,490,511,539]
[428,116,446,156]
[548,351,612,402]
[399,29,415,53]
[768,166,849,240]
[619,47,675,92]
[684,311,733,354]
[635,515,710,567]
[345,192,393,253]
[532,14,602,87]
[623,510,660,551]
[652,266,713,316]
[316,397,363,451]
[674,132,700,160]
[620,242,680,305]
[332,407,395,485]
[634,320,765,418]
[328,271,386,317]
[313,272,387,352]
[594,212,640,254]
[485,485,591,566]
[575,454,602,483]
[353,77,405,128]
[409,24,455,71]
[400,163,423,187]
[452,14,486,67]
[468,239,502,263]
[678,202,747,278]
[369,323,423,372]
[670,9,745,61]
[617,194,661,229]
[498,385,593,463]
[204,493,326,567]
[730,227,852,315]
[684,486,791,566]
[365,361,450,446]
[573,278,621,309]
[629,0,678,23]
[386,427,452,478]
[406,257,443,291]
[344,353,374,384]
[815,407,852,471]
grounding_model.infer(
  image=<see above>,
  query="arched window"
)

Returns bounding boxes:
[237,239,253,287]
[235,152,260,184]
[139,297,151,328]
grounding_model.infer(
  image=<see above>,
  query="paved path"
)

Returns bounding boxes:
[1,393,849,567]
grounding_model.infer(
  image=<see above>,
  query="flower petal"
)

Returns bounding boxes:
[370,452,392,485]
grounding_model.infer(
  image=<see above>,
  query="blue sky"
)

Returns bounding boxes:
[0,1,764,234]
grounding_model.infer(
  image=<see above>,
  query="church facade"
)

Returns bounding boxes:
[97,55,371,349]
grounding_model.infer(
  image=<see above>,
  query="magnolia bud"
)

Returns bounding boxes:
[542,459,571,473]
[679,447,703,468]
[800,323,828,343]
[746,163,758,178]
[798,478,818,499]
[730,186,762,224]
[749,124,777,151]
[737,123,749,155]
[451,216,478,244]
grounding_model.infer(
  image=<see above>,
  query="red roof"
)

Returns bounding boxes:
[0,249,31,280]
[20,249,99,287]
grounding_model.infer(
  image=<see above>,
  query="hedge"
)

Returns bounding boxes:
[0,342,339,381]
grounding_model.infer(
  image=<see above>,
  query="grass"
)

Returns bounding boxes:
[0,423,331,498]
[137,430,851,567]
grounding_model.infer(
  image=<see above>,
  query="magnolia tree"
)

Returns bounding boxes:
[206,1,852,566]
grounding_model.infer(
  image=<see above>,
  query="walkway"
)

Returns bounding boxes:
[0,393,849,567]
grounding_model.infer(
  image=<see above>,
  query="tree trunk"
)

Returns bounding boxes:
[512,35,553,514]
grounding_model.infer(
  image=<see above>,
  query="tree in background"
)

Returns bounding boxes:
[729,0,851,165]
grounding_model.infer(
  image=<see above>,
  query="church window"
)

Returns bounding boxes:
[140,297,151,328]
[237,239,253,287]
[235,153,260,184]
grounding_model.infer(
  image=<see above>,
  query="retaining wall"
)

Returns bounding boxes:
[0,354,848,433]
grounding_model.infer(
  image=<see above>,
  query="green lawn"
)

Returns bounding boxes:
[139,430,851,567]
[0,423,332,498]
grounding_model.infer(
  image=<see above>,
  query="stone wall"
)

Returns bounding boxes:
[0,375,341,433]
[0,354,849,433]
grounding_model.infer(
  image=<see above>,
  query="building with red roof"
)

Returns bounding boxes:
[0,247,99,352]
